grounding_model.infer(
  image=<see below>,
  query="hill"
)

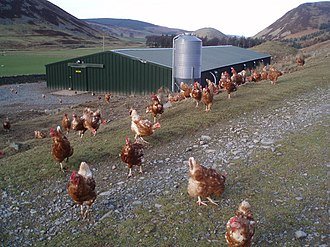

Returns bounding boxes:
[250,41,298,62]
[254,2,330,47]
[0,0,123,49]
[194,27,227,40]
[84,18,186,39]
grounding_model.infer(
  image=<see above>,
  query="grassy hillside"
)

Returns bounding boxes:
[0,45,329,246]
[85,18,158,30]
[250,41,298,63]
[254,2,330,40]
[84,18,185,40]
[0,0,123,49]
[49,124,329,246]
[1,51,328,189]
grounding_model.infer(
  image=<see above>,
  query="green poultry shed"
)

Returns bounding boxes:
[46,46,270,94]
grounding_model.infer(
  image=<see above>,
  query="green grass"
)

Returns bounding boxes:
[47,123,329,246]
[0,45,143,76]
[0,53,328,191]
[0,50,329,245]
[251,41,298,61]
[0,48,102,76]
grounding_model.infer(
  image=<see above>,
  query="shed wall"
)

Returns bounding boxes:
[201,57,271,86]
[46,51,172,95]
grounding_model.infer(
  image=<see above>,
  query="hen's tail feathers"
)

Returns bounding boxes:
[78,162,93,177]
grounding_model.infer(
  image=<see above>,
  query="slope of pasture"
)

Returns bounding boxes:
[0,44,143,76]
[0,49,329,246]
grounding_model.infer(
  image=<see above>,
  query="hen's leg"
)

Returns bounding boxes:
[139,166,143,174]
[206,197,219,206]
[228,93,231,99]
[196,196,208,206]
[127,168,132,178]
[139,137,149,144]
[59,162,65,172]
[80,205,84,217]
[83,206,90,219]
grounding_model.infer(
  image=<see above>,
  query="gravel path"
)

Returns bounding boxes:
[0,83,329,246]
[0,82,102,118]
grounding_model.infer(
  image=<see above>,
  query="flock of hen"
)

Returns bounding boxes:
[168,65,284,112]
[2,61,301,246]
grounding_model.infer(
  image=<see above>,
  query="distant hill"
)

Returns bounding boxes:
[194,27,227,40]
[0,0,121,49]
[250,41,298,63]
[84,18,186,39]
[254,2,330,47]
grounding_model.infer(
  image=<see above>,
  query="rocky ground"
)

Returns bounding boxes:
[0,82,329,246]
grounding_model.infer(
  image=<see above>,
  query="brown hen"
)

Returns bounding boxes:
[146,94,164,123]
[225,200,256,247]
[190,82,202,107]
[82,108,102,136]
[180,81,192,98]
[50,126,73,171]
[120,137,144,178]
[231,67,244,86]
[34,130,46,139]
[202,86,213,112]
[223,79,237,99]
[61,113,71,134]
[67,162,97,219]
[105,93,111,104]
[187,157,226,206]
[268,67,283,85]
[130,109,161,143]
[71,113,87,138]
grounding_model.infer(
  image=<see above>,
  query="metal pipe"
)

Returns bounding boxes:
[209,71,217,84]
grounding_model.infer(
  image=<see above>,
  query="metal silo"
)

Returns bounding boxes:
[172,33,202,91]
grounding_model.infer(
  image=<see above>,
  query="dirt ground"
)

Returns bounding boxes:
[0,81,152,148]
[1,77,329,246]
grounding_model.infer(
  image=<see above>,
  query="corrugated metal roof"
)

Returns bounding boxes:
[112,46,270,72]
[112,48,172,68]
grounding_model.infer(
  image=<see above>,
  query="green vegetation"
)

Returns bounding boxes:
[250,41,298,63]
[0,45,143,76]
[42,123,330,246]
[0,46,328,246]
[0,52,328,191]
[0,48,102,76]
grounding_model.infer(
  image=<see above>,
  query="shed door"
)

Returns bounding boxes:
[70,67,88,91]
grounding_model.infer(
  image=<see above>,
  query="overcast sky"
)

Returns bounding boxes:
[48,0,324,37]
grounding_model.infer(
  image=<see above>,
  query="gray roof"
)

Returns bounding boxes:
[112,46,270,72]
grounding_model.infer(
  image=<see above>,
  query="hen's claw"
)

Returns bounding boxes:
[206,197,219,206]
[196,196,208,206]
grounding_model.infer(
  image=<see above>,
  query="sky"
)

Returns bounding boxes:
[48,0,324,37]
